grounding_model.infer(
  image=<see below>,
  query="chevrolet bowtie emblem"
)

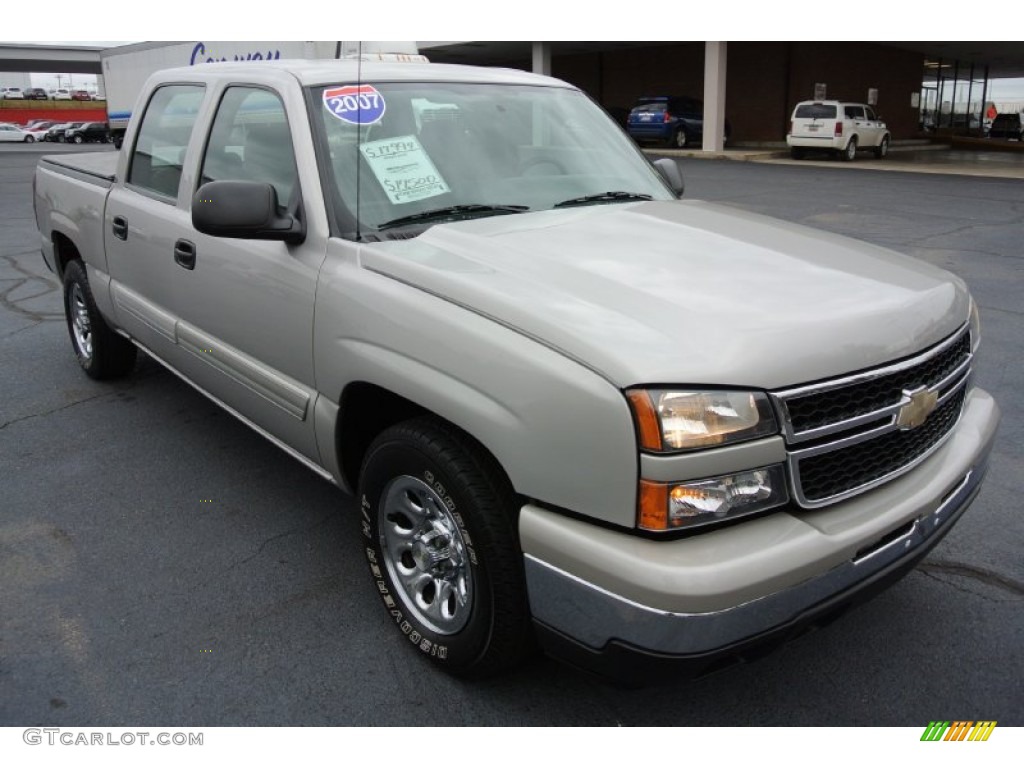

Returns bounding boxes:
[896,387,939,430]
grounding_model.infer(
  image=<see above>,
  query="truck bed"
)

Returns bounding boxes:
[39,151,119,185]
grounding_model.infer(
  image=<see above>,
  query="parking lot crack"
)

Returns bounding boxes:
[918,560,1024,601]
[0,393,113,431]
[219,514,334,574]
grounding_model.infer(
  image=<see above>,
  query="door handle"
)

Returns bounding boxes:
[174,239,196,270]
[112,215,128,241]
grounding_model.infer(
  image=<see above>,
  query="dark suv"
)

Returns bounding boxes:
[626,96,731,148]
[65,122,110,144]
[988,113,1023,141]
[24,88,49,100]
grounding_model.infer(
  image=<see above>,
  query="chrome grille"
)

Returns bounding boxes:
[773,324,972,508]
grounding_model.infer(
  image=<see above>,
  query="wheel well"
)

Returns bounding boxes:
[51,231,81,280]
[337,383,430,491]
[336,382,515,499]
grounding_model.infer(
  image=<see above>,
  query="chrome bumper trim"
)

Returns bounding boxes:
[525,447,991,656]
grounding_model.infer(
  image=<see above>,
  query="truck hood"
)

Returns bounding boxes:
[360,200,969,389]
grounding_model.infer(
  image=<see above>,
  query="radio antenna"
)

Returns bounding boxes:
[355,40,363,241]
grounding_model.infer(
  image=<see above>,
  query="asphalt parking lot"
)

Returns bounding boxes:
[1,144,1021,726]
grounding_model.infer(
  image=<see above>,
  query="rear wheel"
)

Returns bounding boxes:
[24,135,35,143]
[63,260,137,379]
[669,128,688,149]
[359,417,532,677]
[73,135,84,144]
[842,137,858,161]
[874,136,889,158]
[790,147,805,160]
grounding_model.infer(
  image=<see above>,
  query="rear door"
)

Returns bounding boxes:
[105,83,207,365]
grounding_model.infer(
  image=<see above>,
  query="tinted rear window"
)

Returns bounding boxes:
[795,104,837,119]
[992,114,1020,127]
[632,103,667,113]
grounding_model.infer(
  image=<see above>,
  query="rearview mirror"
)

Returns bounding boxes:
[192,181,305,244]
[652,158,685,196]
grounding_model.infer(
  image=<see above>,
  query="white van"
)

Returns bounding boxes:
[787,100,890,161]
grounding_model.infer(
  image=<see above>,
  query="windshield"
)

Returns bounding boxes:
[311,81,675,240]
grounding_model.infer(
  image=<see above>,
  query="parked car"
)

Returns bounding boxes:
[33,60,999,681]
[627,95,730,148]
[27,121,57,141]
[787,100,891,161]
[0,124,33,142]
[50,89,72,101]
[43,122,83,142]
[24,87,49,100]
[2,87,26,99]
[71,90,91,101]
[65,121,110,144]
[25,119,53,130]
[988,113,1023,141]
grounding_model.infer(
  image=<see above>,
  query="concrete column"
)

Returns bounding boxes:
[702,41,727,152]
[532,42,551,76]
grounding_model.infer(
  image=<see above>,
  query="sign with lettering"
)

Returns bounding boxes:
[324,84,387,125]
[359,135,450,205]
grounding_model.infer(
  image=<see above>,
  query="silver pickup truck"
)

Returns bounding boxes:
[34,60,999,680]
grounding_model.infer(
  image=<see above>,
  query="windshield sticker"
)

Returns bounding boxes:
[359,135,450,205]
[324,84,386,125]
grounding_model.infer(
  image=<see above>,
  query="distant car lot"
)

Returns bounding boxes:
[0,146,1020,725]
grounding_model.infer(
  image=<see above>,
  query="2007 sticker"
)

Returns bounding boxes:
[323,84,386,125]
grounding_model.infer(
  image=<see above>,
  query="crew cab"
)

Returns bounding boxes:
[34,61,999,680]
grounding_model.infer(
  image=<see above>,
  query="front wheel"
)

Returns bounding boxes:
[359,417,532,677]
[24,135,35,143]
[874,136,890,158]
[63,260,137,379]
[73,135,84,144]
[842,137,858,161]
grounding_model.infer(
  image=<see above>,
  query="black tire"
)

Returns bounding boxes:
[874,135,890,159]
[790,147,805,160]
[73,135,84,144]
[359,417,532,677]
[842,136,858,161]
[63,260,137,379]
[113,135,123,150]
[668,128,688,149]
[25,135,35,143]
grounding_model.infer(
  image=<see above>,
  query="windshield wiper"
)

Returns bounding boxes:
[377,204,529,231]
[554,191,653,208]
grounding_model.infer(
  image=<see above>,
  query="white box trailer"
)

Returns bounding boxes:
[100,41,422,147]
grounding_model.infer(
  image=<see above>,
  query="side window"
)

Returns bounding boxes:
[200,87,298,207]
[844,106,865,120]
[864,107,877,121]
[128,84,204,200]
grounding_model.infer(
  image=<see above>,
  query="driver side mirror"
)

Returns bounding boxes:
[652,158,685,196]
[192,180,305,244]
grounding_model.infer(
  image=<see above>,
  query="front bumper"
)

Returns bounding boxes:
[521,388,999,679]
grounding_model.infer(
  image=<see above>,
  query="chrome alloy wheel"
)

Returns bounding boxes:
[379,475,473,634]
[70,283,93,361]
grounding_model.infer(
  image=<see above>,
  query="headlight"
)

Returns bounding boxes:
[638,465,789,532]
[626,389,778,451]
[969,298,981,354]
